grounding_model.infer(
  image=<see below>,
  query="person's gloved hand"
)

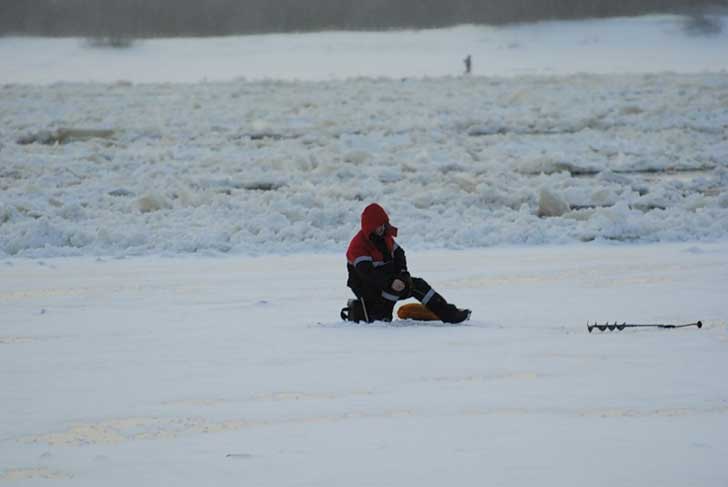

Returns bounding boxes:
[391,279,406,292]
[390,272,412,297]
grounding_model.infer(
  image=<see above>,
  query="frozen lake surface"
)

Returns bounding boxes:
[2,14,727,258]
[1,13,727,485]
[1,243,727,485]
[2,72,728,258]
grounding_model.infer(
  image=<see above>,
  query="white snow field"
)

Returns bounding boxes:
[1,13,728,486]
[1,244,727,485]
[2,72,728,257]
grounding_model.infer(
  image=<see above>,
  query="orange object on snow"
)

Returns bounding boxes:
[396,303,439,321]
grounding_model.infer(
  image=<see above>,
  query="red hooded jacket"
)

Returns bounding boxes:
[347,203,399,265]
[346,203,407,297]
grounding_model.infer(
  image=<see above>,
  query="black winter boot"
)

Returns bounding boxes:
[425,293,471,324]
[450,307,472,324]
[341,299,367,322]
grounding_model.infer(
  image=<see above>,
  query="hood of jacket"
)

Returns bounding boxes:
[361,203,398,238]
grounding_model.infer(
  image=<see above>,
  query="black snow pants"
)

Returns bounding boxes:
[346,276,463,323]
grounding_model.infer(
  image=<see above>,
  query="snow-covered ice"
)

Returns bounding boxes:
[1,13,728,486]
[2,72,728,257]
[2,14,727,258]
[1,244,727,485]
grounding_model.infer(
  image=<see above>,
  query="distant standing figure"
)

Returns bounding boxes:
[464,55,472,75]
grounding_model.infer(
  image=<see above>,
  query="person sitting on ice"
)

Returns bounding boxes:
[340,203,471,323]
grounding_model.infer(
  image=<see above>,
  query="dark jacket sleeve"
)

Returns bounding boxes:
[354,261,394,291]
[354,246,408,294]
[393,245,408,274]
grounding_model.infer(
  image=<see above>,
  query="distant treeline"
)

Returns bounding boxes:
[0,0,724,37]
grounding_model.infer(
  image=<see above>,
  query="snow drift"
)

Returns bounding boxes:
[1,73,727,257]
